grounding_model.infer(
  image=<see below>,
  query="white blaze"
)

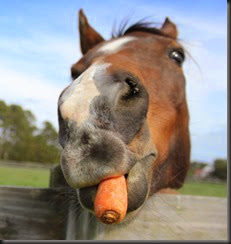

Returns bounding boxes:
[59,62,110,124]
[97,36,137,54]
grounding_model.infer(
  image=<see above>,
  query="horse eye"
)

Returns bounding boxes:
[169,49,185,66]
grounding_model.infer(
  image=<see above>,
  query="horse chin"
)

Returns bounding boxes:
[77,153,155,224]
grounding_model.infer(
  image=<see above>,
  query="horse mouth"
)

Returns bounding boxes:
[76,153,156,223]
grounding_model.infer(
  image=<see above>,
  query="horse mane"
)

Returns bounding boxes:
[112,19,172,39]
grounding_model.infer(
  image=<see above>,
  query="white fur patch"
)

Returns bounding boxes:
[59,62,110,124]
[97,36,137,54]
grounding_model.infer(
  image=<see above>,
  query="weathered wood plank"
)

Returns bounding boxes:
[0,184,227,240]
[67,194,227,240]
[0,160,52,169]
[0,186,68,240]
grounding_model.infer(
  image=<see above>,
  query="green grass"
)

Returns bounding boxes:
[0,165,50,187]
[0,166,227,198]
[178,181,227,198]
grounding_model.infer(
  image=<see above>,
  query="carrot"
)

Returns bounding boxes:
[94,175,128,224]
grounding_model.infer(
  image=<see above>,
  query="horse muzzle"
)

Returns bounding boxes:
[60,122,136,189]
[60,121,156,220]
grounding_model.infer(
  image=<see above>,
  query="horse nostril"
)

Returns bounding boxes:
[81,131,90,144]
[125,78,139,93]
[122,77,140,99]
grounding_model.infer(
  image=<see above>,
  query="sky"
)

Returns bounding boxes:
[0,0,227,163]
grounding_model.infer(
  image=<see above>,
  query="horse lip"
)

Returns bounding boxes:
[126,152,156,180]
[149,152,157,158]
[134,152,157,166]
[96,152,156,185]
[77,151,156,222]
[101,152,156,182]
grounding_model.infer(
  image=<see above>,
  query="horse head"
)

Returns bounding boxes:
[58,9,190,223]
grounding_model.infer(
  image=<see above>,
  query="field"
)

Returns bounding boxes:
[0,165,50,187]
[178,181,227,198]
[0,165,227,197]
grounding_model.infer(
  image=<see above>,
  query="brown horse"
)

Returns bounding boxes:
[58,9,190,223]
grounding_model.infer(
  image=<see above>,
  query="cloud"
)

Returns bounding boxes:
[0,61,63,128]
[182,38,227,134]
[174,15,226,40]
[191,125,227,163]
[0,31,81,129]
[0,31,80,69]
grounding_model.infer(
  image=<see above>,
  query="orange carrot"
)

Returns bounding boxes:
[94,175,128,224]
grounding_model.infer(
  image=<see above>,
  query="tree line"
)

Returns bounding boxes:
[187,159,227,181]
[0,100,60,164]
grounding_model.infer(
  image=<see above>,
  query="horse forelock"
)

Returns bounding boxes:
[112,19,177,39]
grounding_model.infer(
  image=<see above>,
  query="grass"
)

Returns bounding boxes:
[0,165,227,198]
[178,181,227,198]
[0,165,50,187]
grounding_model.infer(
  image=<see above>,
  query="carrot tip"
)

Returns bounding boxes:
[100,210,120,224]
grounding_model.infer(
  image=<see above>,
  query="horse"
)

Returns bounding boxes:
[57,9,190,224]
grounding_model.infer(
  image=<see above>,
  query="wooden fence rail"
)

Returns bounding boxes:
[0,165,228,240]
[0,160,52,169]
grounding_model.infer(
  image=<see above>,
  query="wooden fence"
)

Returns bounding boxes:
[0,160,52,169]
[0,164,228,240]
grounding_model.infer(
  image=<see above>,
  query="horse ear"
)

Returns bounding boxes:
[78,9,105,54]
[161,17,178,39]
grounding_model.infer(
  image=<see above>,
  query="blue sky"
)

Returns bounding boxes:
[0,0,227,163]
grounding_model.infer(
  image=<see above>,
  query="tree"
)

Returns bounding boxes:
[212,158,227,180]
[187,161,208,178]
[0,100,61,163]
[33,121,61,164]
[6,104,37,161]
[0,100,10,159]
